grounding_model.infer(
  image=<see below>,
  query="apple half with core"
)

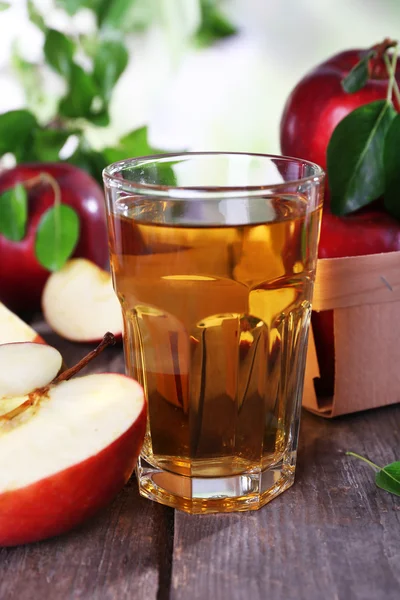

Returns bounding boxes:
[42,259,123,342]
[0,334,146,546]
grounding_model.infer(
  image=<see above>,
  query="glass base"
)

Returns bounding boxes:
[136,453,296,514]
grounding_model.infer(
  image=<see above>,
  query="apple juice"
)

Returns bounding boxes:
[108,195,321,480]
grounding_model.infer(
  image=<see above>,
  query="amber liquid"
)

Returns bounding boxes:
[109,196,321,480]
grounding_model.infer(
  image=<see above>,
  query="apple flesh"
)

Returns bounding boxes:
[42,258,123,342]
[0,342,62,398]
[0,301,45,344]
[0,163,108,315]
[0,340,146,546]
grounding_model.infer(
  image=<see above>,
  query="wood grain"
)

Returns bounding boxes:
[171,406,400,600]
[1,319,399,600]
[0,318,174,600]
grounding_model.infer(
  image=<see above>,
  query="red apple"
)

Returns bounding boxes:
[0,163,108,315]
[280,47,400,172]
[280,43,400,397]
[0,340,146,546]
[42,259,123,342]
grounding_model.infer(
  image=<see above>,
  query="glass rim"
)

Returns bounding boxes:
[102,151,325,200]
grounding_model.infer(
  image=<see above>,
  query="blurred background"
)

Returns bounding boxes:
[1,0,400,171]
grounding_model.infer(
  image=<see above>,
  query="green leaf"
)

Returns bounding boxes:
[341,50,375,94]
[0,2,11,11]
[103,126,159,163]
[0,109,38,158]
[11,49,45,112]
[97,0,134,29]
[44,29,75,77]
[27,0,47,31]
[68,146,107,184]
[376,462,400,496]
[328,100,397,215]
[35,205,80,271]
[59,64,97,119]
[55,0,85,14]
[93,40,129,103]
[0,184,28,242]
[32,129,75,162]
[383,114,400,219]
[194,0,237,47]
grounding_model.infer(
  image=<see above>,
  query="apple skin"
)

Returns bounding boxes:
[0,163,108,315]
[280,48,400,173]
[0,391,146,547]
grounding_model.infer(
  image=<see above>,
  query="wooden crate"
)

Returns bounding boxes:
[303,251,400,416]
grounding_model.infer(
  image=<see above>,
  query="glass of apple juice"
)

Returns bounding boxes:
[103,152,324,514]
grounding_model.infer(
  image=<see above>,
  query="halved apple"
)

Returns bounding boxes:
[0,336,146,547]
[42,259,123,342]
[0,302,45,344]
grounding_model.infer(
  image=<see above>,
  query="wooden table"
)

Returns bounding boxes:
[1,320,399,600]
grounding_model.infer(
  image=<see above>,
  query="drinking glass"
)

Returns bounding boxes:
[103,152,324,514]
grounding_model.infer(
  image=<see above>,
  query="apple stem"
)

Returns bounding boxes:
[53,332,117,384]
[18,172,61,204]
[384,51,400,108]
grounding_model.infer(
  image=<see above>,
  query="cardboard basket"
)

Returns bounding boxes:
[303,250,400,417]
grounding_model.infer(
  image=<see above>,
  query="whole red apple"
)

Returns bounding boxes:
[280,47,400,172]
[280,42,400,397]
[0,163,108,315]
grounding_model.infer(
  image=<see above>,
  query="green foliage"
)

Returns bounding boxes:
[44,29,75,77]
[35,204,80,271]
[0,0,236,183]
[0,184,28,242]
[328,100,396,215]
[194,0,237,47]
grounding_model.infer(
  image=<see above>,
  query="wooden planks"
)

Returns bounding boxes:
[0,320,174,600]
[0,478,174,600]
[171,407,400,600]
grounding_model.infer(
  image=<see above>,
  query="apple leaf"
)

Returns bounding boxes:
[0,109,38,158]
[194,0,238,47]
[32,129,75,162]
[68,146,107,184]
[347,452,400,497]
[55,0,86,15]
[27,0,46,31]
[93,39,129,103]
[44,29,75,77]
[341,50,375,94]
[59,64,97,119]
[376,462,400,496]
[0,184,28,242]
[102,126,164,163]
[328,100,396,215]
[384,113,400,219]
[96,0,134,30]
[35,205,80,271]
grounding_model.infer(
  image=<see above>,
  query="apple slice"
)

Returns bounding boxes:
[0,343,62,398]
[0,335,146,547]
[42,259,123,342]
[0,302,45,344]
